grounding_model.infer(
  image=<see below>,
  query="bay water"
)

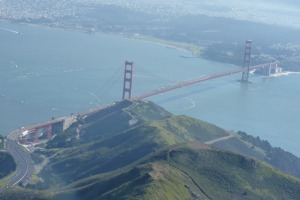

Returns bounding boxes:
[0,21,299,156]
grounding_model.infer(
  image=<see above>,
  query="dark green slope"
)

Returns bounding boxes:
[167,147,300,200]
[0,188,51,200]
[41,125,161,185]
[60,146,300,200]
[213,131,300,178]
[0,151,16,179]
[40,113,229,186]
[8,145,300,200]
[46,100,171,149]
[2,100,300,200]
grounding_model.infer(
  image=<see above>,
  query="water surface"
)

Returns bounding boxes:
[0,21,299,156]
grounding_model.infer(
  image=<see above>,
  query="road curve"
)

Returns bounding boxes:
[0,139,35,193]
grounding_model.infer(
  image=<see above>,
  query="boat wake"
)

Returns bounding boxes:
[63,67,84,73]
[182,97,196,110]
[0,27,21,34]
[89,92,101,105]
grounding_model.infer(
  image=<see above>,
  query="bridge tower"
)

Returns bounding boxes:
[122,61,134,100]
[241,40,252,82]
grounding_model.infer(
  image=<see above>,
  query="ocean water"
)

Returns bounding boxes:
[0,21,299,156]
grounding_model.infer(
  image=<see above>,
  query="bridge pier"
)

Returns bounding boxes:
[241,40,252,83]
[258,63,272,76]
[254,62,282,76]
[271,63,282,75]
[16,119,66,144]
[268,63,272,76]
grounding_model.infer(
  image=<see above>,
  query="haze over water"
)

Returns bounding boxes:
[0,21,299,156]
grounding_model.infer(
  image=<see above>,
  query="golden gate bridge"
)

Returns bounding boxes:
[10,40,281,144]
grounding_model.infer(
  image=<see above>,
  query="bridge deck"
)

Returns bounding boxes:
[134,62,278,100]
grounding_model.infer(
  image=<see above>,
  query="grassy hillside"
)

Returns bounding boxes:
[0,151,16,179]
[4,146,300,200]
[40,113,229,187]
[46,100,171,149]
[167,147,300,200]
[0,187,52,200]
[2,100,300,200]
[68,146,300,200]
[213,131,300,178]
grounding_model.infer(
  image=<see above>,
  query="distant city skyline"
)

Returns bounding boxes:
[0,0,300,28]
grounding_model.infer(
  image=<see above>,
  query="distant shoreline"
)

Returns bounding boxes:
[1,20,299,72]
[1,19,202,59]
[130,35,202,57]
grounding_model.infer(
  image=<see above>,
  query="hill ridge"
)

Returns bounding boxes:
[1,100,300,200]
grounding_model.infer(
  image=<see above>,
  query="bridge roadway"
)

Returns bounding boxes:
[134,62,277,100]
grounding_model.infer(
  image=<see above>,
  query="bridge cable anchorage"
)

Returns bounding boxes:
[241,40,252,83]
[122,61,134,100]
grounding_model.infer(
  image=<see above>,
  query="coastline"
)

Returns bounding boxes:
[1,18,300,72]
[2,20,299,73]
[1,19,202,59]
[131,35,202,57]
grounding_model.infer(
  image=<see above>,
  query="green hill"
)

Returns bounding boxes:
[1,100,300,200]
[0,151,16,180]
[3,146,300,200]
[40,106,229,186]
[46,100,171,149]
[212,131,300,178]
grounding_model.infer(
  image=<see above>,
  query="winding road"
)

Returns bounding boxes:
[0,132,35,193]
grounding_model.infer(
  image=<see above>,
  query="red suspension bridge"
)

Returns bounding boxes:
[122,40,280,100]
[132,62,279,100]
[10,40,281,144]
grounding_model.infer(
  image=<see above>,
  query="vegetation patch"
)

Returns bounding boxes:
[0,152,16,179]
